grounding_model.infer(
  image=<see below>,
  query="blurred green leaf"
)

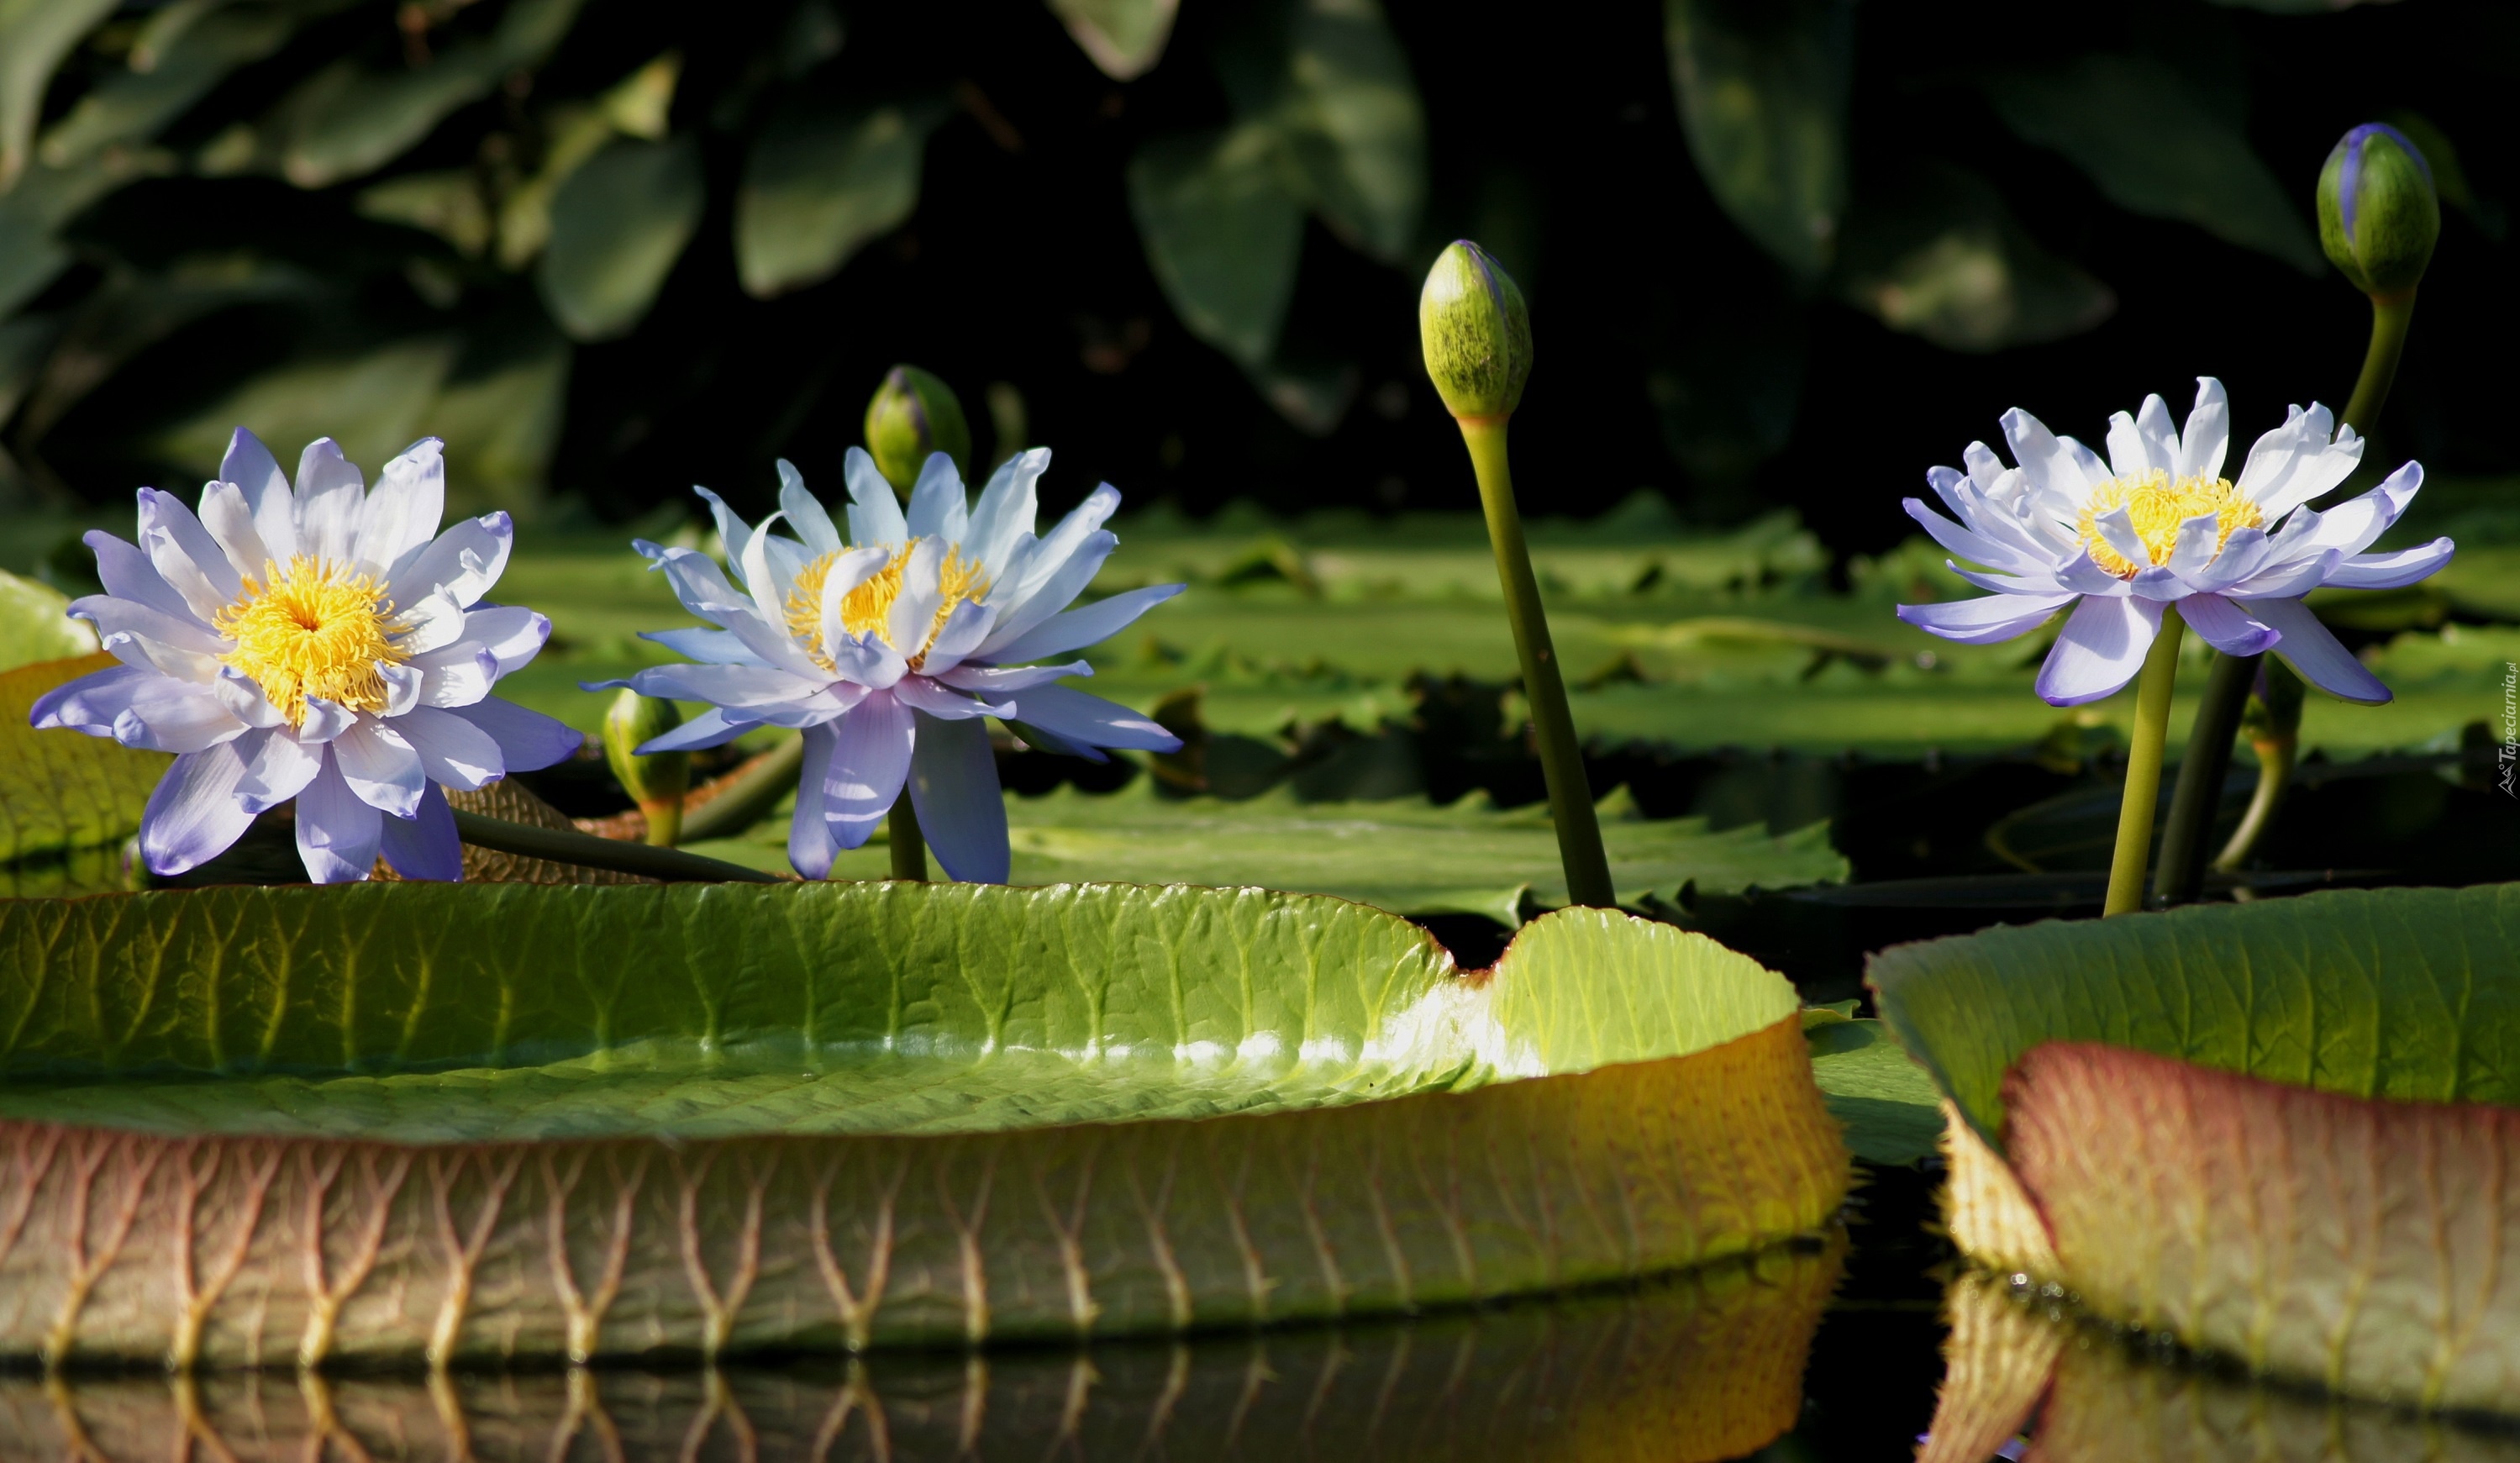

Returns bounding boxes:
[735,101,939,298]
[155,336,460,478]
[1804,1017,1944,1166]
[355,168,494,256]
[1128,122,1304,367]
[1278,0,1424,264]
[492,54,684,269]
[0,0,118,191]
[1836,160,2116,352]
[35,1,302,170]
[267,0,587,189]
[537,134,705,341]
[0,155,167,318]
[1047,0,1180,81]
[421,327,572,508]
[0,570,94,671]
[1662,0,1854,281]
[1983,55,2323,275]
[0,651,164,863]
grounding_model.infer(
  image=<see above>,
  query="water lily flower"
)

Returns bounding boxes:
[607,449,1184,883]
[31,429,582,882]
[1895,377,2452,707]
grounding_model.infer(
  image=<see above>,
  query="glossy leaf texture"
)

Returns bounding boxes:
[737,101,942,299]
[1049,0,1181,81]
[1981,54,2324,275]
[0,881,1848,1364]
[1873,884,2520,1413]
[537,134,707,341]
[0,653,165,864]
[685,781,1848,926]
[0,569,93,671]
[1276,0,1424,265]
[1128,122,1306,368]
[0,0,118,190]
[1662,0,1854,282]
[1835,159,2116,352]
[0,1240,1840,1461]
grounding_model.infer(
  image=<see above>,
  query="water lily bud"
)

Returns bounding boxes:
[2317,124,2438,297]
[1419,240,1532,422]
[603,689,690,846]
[863,365,973,494]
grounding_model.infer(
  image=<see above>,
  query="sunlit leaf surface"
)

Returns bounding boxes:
[0,652,164,862]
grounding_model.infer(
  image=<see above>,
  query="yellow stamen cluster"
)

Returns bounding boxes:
[785,539,989,671]
[2075,470,2263,579]
[213,557,406,727]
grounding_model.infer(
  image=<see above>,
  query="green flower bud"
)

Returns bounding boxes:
[603,689,691,847]
[1419,240,1533,422]
[863,365,973,495]
[2317,124,2438,297]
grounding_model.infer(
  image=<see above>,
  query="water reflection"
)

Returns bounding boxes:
[1923,1271,2520,1462]
[0,1236,1839,1461]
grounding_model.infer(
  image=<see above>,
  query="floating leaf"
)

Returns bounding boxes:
[0,570,94,671]
[1837,160,2115,352]
[1662,0,1854,280]
[1128,122,1304,366]
[1048,0,1181,80]
[1278,0,1424,264]
[1802,1013,1943,1166]
[0,1240,1840,1460]
[687,780,1847,925]
[1871,884,2520,1412]
[735,102,940,298]
[0,883,1844,1363]
[0,653,165,863]
[537,134,706,340]
[1982,55,2323,275]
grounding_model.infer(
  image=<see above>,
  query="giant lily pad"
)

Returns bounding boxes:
[0,653,164,863]
[0,881,1846,1366]
[1871,884,2520,1412]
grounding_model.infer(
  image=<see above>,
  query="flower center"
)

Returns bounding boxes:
[213,556,406,727]
[2075,470,2263,579]
[786,539,989,671]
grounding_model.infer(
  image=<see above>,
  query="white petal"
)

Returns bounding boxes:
[355,436,445,578]
[2176,594,2279,657]
[2218,548,2339,600]
[903,453,969,543]
[965,448,1047,582]
[2033,595,2165,708]
[2244,597,2390,704]
[908,713,1008,884]
[844,446,908,546]
[1005,683,1181,753]
[138,488,245,622]
[297,697,357,743]
[2324,537,2454,591]
[377,661,423,717]
[333,717,424,816]
[2178,377,2228,482]
[84,529,203,627]
[2133,394,2180,476]
[632,661,827,709]
[778,459,844,555]
[408,642,499,708]
[2090,506,2151,572]
[394,588,467,655]
[788,722,839,879]
[378,784,461,881]
[138,741,257,876]
[976,529,1118,657]
[1895,592,2076,646]
[389,511,512,608]
[292,438,366,563]
[29,663,153,735]
[894,675,1011,720]
[639,627,769,666]
[394,704,506,790]
[823,690,913,844]
[234,728,324,813]
[1004,484,1121,608]
[70,593,225,660]
[885,537,945,655]
[1904,497,2041,576]
[294,752,381,883]
[690,487,755,586]
[458,604,550,674]
[446,697,581,771]
[637,707,755,754]
[2163,513,2224,582]
[213,666,287,729]
[914,598,998,676]
[219,427,298,561]
[982,583,1183,665]
[197,481,274,581]
[816,545,892,661]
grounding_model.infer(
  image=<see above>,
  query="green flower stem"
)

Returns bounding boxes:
[2105,608,2186,918]
[450,811,785,883]
[676,735,805,843]
[2212,730,2296,873]
[889,794,929,881]
[2153,288,2414,902]
[1458,417,1615,908]
[641,799,682,849]
[2149,645,2256,905]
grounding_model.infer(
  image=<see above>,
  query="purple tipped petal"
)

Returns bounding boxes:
[32,664,160,736]
[356,437,446,577]
[938,660,1092,692]
[2325,536,2454,591]
[293,439,366,564]
[234,728,324,813]
[448,697,582,771]
[396,704,507,790]
[136,487,245,620]
[379,783,462,881]
[387,511,511,609]
[908,713,1009,884]
[295,751,382,882]
[789,722,840,879]
[84,530,202,626]
[2245,597,2391,705]
[1005,684,1181,754]
[1896,592,2075,646]
[333,718,424,816]
[639,627,771,666]
[984,583,1187,666]
[822,691,914,846]
[894,676,1011,720]
[2033,595,2165,708]
[2178,378,2229,482]
[635,706,756,755]
[139,742,257,876]
[2176,594,2280,657]
[457,604,550,674]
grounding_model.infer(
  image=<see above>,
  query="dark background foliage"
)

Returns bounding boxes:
[2,0,2509,555]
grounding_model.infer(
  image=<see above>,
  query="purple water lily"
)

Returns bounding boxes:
[31,429,581,881]
[1897,377,2452,707]
[605,448,1184,883]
